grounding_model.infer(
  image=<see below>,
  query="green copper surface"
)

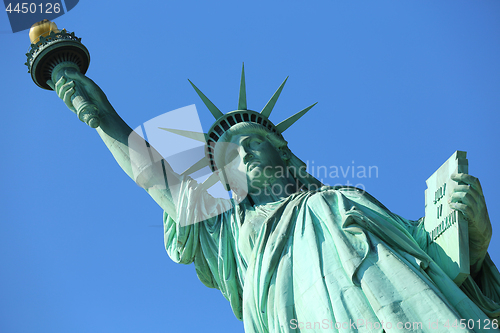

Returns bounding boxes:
[238,63,247,111]
[188,79,224,119]
[425,151,470,286]
[260,77,288,118]
[275,102,317,133]
[158,127,208,143]
[48,68,500,333]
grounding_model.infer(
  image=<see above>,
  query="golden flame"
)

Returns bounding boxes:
[29,19,60,44]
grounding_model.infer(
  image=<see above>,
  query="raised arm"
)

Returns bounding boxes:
[49,68,178,217]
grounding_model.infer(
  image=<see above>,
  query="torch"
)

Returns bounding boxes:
[25,20,100,128]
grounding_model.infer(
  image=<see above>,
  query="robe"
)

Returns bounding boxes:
[164,180,500,332]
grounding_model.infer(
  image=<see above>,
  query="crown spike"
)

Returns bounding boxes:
[180,156,210,177]
[158,127,208,143]
[238,63,247,110]
[188,79,224,119]
[200,172,222,191]
[260,77,288,118]
[275,102,317,133]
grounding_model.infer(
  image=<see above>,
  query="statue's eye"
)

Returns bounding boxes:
[249,139,263,149]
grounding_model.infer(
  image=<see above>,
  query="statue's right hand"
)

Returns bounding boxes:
[47,68,115,118]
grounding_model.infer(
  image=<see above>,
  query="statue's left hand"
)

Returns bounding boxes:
[450,173,492,274]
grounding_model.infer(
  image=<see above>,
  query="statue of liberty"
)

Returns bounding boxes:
[49,62,499,332]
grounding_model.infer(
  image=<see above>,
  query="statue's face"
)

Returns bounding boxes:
[222,133,287,195]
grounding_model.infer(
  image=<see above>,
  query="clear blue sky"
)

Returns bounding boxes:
[1,1,499,332]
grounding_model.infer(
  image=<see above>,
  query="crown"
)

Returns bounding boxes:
[160,64,317,190]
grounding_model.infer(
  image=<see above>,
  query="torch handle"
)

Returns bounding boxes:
[51,63,100,128]
[71,83,100,128]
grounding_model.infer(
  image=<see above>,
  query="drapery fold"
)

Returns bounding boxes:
[164,183,500,332]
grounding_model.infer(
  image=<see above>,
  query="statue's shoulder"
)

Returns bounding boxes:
[316,185,369,197]
[315,185,392,212]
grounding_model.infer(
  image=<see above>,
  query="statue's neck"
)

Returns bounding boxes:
[249,176,298,206]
